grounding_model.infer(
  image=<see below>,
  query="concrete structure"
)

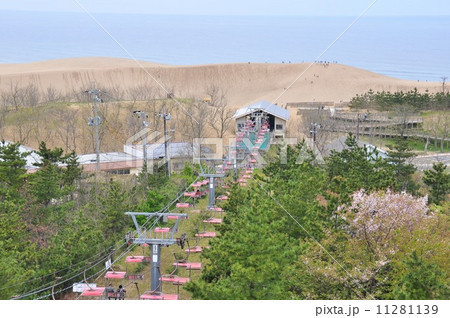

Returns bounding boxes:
[232,100,290,138]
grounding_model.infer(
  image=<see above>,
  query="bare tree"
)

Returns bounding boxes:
[394,104,414,138]
[440,113,450,152]
[178,98,210,141]
[1,80,41,143]
[54,107,80,152]
[205,86,233,138]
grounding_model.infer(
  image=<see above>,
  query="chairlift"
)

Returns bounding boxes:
[140,291,179,300]
[125,256,145,281]
[80,266,106,299]
[185,246,203,253]
[203,217,222,224]
[195,232,217,238]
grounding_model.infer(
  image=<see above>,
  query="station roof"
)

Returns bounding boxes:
[232,100,290,121]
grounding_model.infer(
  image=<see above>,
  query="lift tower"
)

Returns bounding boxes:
[125,212,187,293]
[198,159,225,210]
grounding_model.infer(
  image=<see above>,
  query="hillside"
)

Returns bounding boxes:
[0,57,443,107]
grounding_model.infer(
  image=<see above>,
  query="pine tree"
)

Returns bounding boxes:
[0,141,28,199]
[62,151,82,187]
[386,138,417,193]
[186,188,298,299]
[326,134,395,199]
[393,251,449,300]
[423,163,450,205]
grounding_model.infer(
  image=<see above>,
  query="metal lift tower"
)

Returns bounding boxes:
[198,159,225,209]
[125,212,188,293]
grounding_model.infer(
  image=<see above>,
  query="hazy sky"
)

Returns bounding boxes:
[2,0,450,16]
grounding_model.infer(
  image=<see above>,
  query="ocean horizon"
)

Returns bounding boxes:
[0,10,449,82]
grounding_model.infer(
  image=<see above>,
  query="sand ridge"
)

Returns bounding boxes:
[0,57,443,106]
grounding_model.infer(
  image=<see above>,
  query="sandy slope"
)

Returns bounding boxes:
[0,57,442,106]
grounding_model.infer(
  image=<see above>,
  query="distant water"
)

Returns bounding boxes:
[0,11,449,81]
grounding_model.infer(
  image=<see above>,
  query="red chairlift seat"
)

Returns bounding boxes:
[126,273,144,281]
[184,191,196,197]
[80,287,105,297]
[216,195,228,200]
[125,256,144,263]
[203,217,222,224]
[242,175,251,179]
[222,185,230,189]
[173,262,202,270]
[168,214,187,220]
[176,202,191,208]
[155,227,171,233]
[160,275,190,285]
[195,232,217,238]
[208,206,223,212]
[105,271,126,279]
[185,246,202,253]
[140,293,179,300]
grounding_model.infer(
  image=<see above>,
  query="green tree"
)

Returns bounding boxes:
[326,134,395,200]
[28,163,62,205]
[62,151,82,187]
[423,163,450,204]
[0,199,35,299]
[99,180,130,242]
[34,141,65,167]
[386,138,417,193]
[392,251,449,300]
[0,141,28,199]
[187,189,298,299]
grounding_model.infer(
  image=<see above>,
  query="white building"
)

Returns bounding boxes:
[232,100,290,138]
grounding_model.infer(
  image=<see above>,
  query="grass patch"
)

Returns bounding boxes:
[362,136,450,153]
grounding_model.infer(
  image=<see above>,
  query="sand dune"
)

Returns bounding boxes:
[0,57,442,106]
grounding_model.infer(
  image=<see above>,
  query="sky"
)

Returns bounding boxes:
[1,0,450,16]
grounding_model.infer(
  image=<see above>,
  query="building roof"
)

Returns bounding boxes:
[77,152,137,165]
[232,100,290,121]
[124,142,193,159]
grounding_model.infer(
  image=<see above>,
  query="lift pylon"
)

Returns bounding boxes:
[125,212,187,293]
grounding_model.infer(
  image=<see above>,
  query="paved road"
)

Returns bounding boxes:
[412,153,450,170]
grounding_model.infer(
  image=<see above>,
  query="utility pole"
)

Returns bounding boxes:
[85,83,102,172]
[356,113,360,141]
[133,111,150,178]
[441,76,448,94]
[310,122,319,144]
[158,101,172,176]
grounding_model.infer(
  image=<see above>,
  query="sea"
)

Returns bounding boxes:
[0,10,449,82]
